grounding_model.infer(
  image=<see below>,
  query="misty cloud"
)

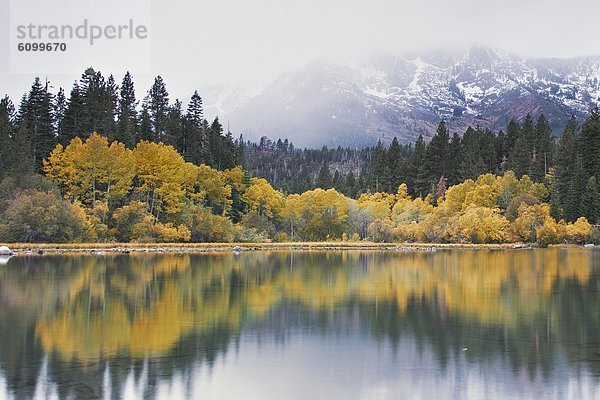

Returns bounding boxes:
[1,0,599,101]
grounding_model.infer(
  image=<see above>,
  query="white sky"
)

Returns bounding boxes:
[1,0,600,105]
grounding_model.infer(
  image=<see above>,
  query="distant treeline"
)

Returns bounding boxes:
[244,112,600,224]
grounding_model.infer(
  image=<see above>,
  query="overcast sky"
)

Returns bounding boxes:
[2,0,600,105]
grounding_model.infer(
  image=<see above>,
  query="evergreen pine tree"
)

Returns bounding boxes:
[79,68,116,136]
[148,76,170,141]
[579,107,600,178]
[7,122,33,175]
[221,128,238,169]
[370,140,391,192]
[507,115,535,177]
[495,129,508,170]
[236,134,246,168]
[549,179,563,220]
[185,91,206,164]
[447,132,462,185]
[61,82,87,145]
[530,114,553,181]
[422,120,450,190]
[521,114,535,153]
[0,95,16,179]
[552,115,578,218]
[565,154,588,221]
[316,161,333,189]
[480,127,497,173]
[458,126,486,180]
[410,135,428,196]
[103,75,118,137]
[345,171,357,198]
[508,133,530,178]
[165,99,184,148]
[138,96,153,142]
[581,176,600,223]
[332,169,346,193]
[116,71,138,147]
[201,118,213,165]
[506,119,520,155]
[388,137,406,192]
[54,88,67,144]
[208,117,225,169]
[19,77,56,171]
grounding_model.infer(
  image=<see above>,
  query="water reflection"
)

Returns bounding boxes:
[0,249,599,399]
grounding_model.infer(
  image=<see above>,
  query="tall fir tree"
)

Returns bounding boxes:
[0,95,16,178]
[581,176,600,224]
[506,119,521,154]
[8,121,33,175]
[103,75,118,137]
[79,68,117,136]
[530,114,553,181]
[495,129,508,169]
[165,99,184,149]
[332,169,345,194]
[370,140,391,192]
[565,154,588,222]
[148,76,170,141]
[410,134,428,196]
[345,171,358,198]
[507,130,530,178]
[116,71,138,147]
[447,132,462,185]
[207,117,224,169]
[552,115,578,218]
[138,96,153,142]
[221,128,238,169]
[184,91,206,164]
[316,161,333,189]
[579,107,600,178]
[388,136,406,192]
[480,127,497,173]
[458,126,486,180]
[19,77,56,171]
[61,82,87,145]
[54,87,67,144]
[422,120,450,191]
[521,114,536,153]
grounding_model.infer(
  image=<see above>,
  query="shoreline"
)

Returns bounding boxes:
[0,242,589,255]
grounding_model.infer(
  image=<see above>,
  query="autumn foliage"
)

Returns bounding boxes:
[0,133,592,244]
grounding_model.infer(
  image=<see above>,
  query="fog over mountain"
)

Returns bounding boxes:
[208,46,600,147]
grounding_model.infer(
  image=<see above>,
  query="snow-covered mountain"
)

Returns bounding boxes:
[219,46,600,147]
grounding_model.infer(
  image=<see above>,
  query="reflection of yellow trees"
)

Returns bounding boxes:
[35,255,246,361]
[353,250,592,325]
[129,282,196,356]
[37,301,131,361]
[282,269,351,309]
[28,249,594,362]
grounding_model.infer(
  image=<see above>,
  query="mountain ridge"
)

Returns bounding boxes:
[209,46,600,147]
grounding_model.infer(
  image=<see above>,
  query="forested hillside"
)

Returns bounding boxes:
[0,69,599,244]
[244,112,600,225]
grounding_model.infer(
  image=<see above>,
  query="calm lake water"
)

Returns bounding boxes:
[0,249,600,399]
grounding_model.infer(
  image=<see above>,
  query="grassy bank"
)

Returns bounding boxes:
[0,242,544,254]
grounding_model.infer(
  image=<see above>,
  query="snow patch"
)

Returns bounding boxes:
[407,57,432,90]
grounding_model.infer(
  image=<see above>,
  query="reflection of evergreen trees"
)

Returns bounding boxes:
[0,312,46,400]
[362,297,560,379]
[1,250,600,398]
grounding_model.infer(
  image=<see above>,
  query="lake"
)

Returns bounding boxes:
[0,249,599,399]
